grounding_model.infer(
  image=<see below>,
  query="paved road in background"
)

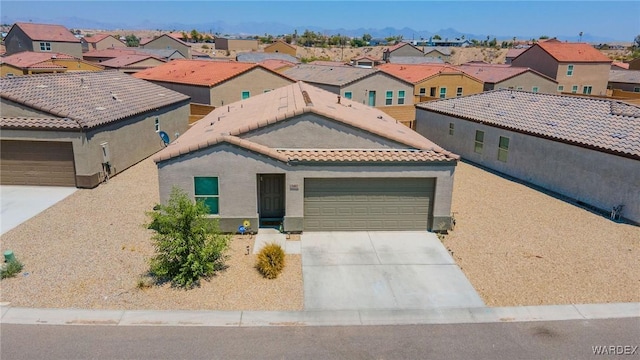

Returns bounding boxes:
[2,318,638,359]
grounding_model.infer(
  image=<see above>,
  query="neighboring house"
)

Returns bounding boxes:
[423,47,451,62]
[350,55,383,68]
[264,40,297,57]
[415,90,640,224]
[457,63,558,93]
[388,56,445,65]
[191,49,210,59]
[628,58,640,71]
[133,59,295,106]
[382,42,424,62]
[236,52,299,64]
[283,64,416,127]
[505,48,527,64]
[80,33,126,52]
[259,59,297,73]
[99,54,166,74]
[608,69,640,92]
[425,38,471,47]
[141,34,191,59]
[611,62,629,70]
[83,48,183,63]
[511,42,612,95]
[1,51,104,77]
[4,22,83,58]
[378,63,484,103]
[134,48,186,61]
[0,71,190,188]
[308,60,350,66]
[154,81,459,233]
[214,37,259,51]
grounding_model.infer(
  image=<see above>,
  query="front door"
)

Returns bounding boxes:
[368,90,376,106]
[258,174,285,227]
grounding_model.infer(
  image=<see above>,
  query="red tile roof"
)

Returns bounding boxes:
[378,63,469,83]
[153,81,458,163]
[1,51,75,68]
[457,64,557,84]
[12,22,79,43]
[83,33,115,44]
[133,59,287,87]
[259,59,296,71]
[612,62,629,70]
[535,42,611,63]
[385,42,419,53]
[505,48,527,58]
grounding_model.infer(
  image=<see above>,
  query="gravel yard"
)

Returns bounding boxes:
[444,162,640,307]
[0,158,303,310]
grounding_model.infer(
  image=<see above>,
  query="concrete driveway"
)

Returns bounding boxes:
[0,185,77,235]
[301,231,484,310]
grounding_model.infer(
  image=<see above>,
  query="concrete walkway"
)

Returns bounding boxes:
[301,231,484,310]
[0,185,77,235]
[1,303,638,327]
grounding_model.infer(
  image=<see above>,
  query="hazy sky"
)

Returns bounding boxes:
[2,1,638,40]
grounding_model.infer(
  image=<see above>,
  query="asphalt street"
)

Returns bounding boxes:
[2,318,638,359]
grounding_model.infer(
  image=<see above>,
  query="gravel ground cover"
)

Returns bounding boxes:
[0,158,303,310]
[443,162,639,307]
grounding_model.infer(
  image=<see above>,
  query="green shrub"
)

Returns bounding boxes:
[146,187,230,289]
[256,243,285,279]
[1,259,24,279]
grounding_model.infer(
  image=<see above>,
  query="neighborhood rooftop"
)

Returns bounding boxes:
[0,71,189,129]
[154,81,458,163]
[378,63,472,83]
[457,64,557,84]
[11,22,80,42]
[416,90,640,159]
[283,64,379,86]
[527,42,612,62]
[609,69,640,84]
[1,51,75,68]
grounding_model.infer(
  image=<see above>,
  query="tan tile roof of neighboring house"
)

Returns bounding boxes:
[307,60,350,66]
[154,81,458,163]
[12,22,80,42]
[277,149,453,162]
[609,69,640,84]
[385,42,420,53]
[0,116,80,130]
[283,64,378,86]
[83,33,115,44]
[99,54,164,68]
[457,64,557,84]
[0,71,190,129]
[83,48,139,59]
[133,59,290,87]
[378,63,470,84]
[505,48,527,58]
[534,42,612,63]
[1,51,74,68]
[417,90,640,159]
[259,59,297,71]
[352,55,381,62]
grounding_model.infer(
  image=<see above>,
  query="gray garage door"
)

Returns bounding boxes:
[0,140,76,187]
[304,178,434,231]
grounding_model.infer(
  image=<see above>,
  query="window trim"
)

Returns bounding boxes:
[582,85,592,95]
[532,86,539,93]
[439,87,447,99]
[571,85,578,94]
[498,136,509,162]
[39,42,51,51]
[557,85,564,92]
[448,122,454,136]
[194,176,220,215]
[634,87,640,93]
[154,117,160,132]
[397,90,405,105]
[419,87,426,95]
[456,87,463,97]
[385,90,393,105]
[566,64,574,76]
[474,130,484,154]
[344,91,352,99]
[241,90,250,99]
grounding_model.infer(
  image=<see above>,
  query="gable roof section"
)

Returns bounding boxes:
[457,64,557,84]
[236,52,299,63]
[11,22,80,43]
[378,63,475,84]
[259,59,297,71]
[0,116,80,130]
[83,33,118,44]
[612,62,629,70]
[83,48,139,59]
[283,64,379,86]
[141,34,191,47]
[423,47,451,56]
[99,54,165,68]
[265,40,296,51]
[0,71,190,129]
[417,90,640,159]
[1,51,74,68]
[609,69,640,84]
[505,48,527,58]
[385,42,421,53]
[154,81,458,163]
[389,56,445,65]
[530,42,611,63]
[133,59,293,87]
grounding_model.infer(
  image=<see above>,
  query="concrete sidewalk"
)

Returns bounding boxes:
[1,303,638,327]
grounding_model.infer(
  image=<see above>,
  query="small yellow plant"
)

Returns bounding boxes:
[255,243,285,279]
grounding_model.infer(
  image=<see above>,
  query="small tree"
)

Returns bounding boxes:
[146,187,230,289]
[125,34,140,47]
[433,34,442,40]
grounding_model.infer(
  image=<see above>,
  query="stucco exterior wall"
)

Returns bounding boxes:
[555,63,611,95]
[608,82,640,92]
[146,81,211,104]
[264,42,296,56]
[93,37,126,51]
[415,109,640,224]
[511,46,559,80]
[215,38,259,51]
[143,36,191,59]
[208,67,295,106]
[492,71,558,93]
[1,64,26,77]
[343,73,414,107]
[29,41,83,58]
[242,113,410,149]
[4,27,34,55]
[157,143,456,232]
[53,59,104,72]
[414,73,484,100]
[424,50,450,62]
[391,45,424,57]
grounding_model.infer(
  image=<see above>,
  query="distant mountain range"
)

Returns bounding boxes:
[0,15,627,43]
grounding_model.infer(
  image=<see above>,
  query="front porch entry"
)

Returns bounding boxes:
[258,174,285,228]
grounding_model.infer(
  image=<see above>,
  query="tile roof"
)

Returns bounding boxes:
[99,54,164,68]
[612,62,630,70]
[236,52,299,64]
[283,64,378,86]
[609,69,640,84]
[141,34,191,47]
[0,71,190,129]
[265,40,297,51]
[0,116,80,130]
[385,42,418,53]
[307,60,350,67]
[83,48,139,59]
[83,33,116,44]
[351,55,381,62]
[378,63,468,83]
[457,64,557,84]
[259,59,297,71]
[133,48,184,60]
[388,56,445,65]
[154,81,458,163]
[277,149,453,163]
[505,48,527,58]
[12,22,79,43]
[1,51,75,68]
[133,59,280,86]
[534,42,612,63]
[423,47,452,56]
[416,90,640,159]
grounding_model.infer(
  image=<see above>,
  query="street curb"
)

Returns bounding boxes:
[1,303,638,327]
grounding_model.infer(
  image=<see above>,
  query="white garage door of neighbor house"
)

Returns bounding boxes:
[303,178,434,231]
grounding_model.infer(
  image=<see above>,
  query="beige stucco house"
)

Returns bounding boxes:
[511,42,612,95]
[81,34,126,52]
[214,38,259,51]
[0,71,190,188]
[264,40,297,57]
[457,63,558,93]
[415,90,640,224]
[4,22,83,58]
[1,51,104,77]
[154,82,459,233]
[141,34,192,59]
[382,42,424,62]
[133,59,295,106]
